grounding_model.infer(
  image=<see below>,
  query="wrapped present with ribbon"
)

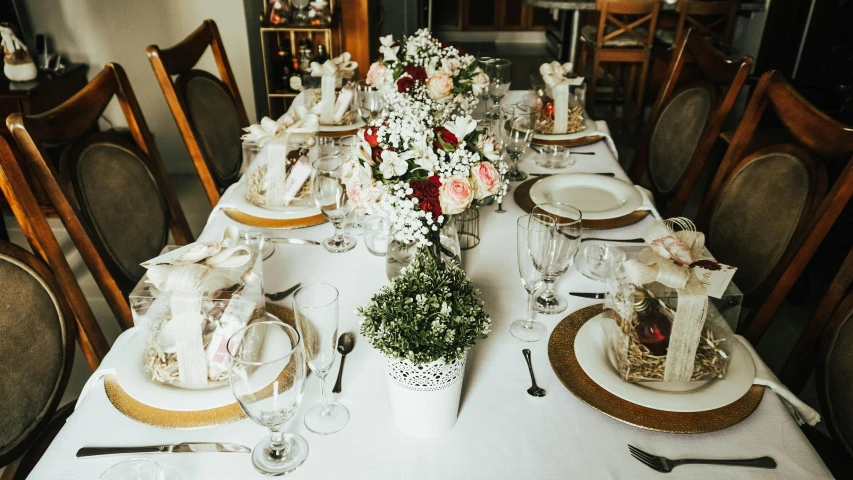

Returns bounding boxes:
[603,218,735,384]
[242,107,319,209]
[304,52,359,125]
[538,61,585,134]
[129,226,266,388]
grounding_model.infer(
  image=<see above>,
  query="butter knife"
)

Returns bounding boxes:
[266,237,320,246]
[77,442,250,457]
[569,292,605,299]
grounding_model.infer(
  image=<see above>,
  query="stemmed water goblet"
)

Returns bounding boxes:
[356,81,384,124]
[505,107,536,182]
[511,213,556,342]
[531,203,583,315]
[484,58,511,118]
[293,283,350,434]
[312,156,356,253]
[227,319,307,475]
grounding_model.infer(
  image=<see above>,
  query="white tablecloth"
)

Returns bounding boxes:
[27,105,831,479]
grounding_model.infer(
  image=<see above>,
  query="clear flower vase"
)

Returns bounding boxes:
[386,219,461,280]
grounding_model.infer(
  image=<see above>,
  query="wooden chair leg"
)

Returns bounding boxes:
[589,50,600,113]
[634,58,651,124]
[626,64,637,111]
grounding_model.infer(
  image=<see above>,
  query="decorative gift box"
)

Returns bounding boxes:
[303,52,359,125]
[129,227,266,389]
[603,219,738,384]
[535,61,585,134]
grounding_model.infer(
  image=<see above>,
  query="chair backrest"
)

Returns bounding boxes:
[147,19,249,207]
[674,0,740,48]
[595,0,661,49]
[0,138,108,369]
[696,70,853,344]
[817,287,853,459]
[631,29,753,216]
[6,63,194,332]
[0,241,75,467]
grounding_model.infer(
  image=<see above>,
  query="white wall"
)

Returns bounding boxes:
[22,0,257,173]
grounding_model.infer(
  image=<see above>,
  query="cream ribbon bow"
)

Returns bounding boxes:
[539,61,574,87]
[622,219,710,382]
[310,52,358,79]
[241,106,319,146]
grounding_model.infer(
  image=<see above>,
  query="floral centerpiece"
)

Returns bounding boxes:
[358,248,491,437]
[365,28,489,125]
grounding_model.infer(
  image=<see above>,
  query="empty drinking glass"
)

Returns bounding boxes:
[363,215,390,256]
[227,319,307,476]
[485,58,511,117]
[293,283,349,434]
[99,459,165,480]
[512,213,556,342]
[580,244,627,282]
[476,57,495,118]
[312,156,356,253]
[505,109,536,182]
[534,145,575,169]
[356,81,384,123]
[531,204,582,315]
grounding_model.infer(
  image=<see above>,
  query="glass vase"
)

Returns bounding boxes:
[385,219,460,280]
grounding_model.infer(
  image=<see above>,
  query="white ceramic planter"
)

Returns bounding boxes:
[384,353,467,438]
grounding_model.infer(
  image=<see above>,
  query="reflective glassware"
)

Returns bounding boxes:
[531,204,582,315]
[312,156,356,253]
[580,244,627,282]
[227,320,307,476]
[99,459,165,480]
[484,58,511,117]
[505,107,536,182]
[363,215,391,256]
[293,283,350,434]
[356,81,384,124]
[475,56,495,119]
[512,213,555,342]
[534,145,575,169]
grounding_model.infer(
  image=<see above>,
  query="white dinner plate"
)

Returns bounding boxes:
[529,173,642,220]
[574,313,755,412]
[532,115,597,141]
[224,179,322,221]
[319,118,365,132]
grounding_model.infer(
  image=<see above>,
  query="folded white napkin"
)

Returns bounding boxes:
[593,120,619,159]
[736,335,821,426]
[634,185,662,221]
[77,328,138,404]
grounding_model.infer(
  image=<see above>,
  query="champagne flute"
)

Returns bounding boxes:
[512,213,555,342]
[476,57,495,119]
[227,319,307,475]
[505,109,536,182]
[293,283,349,434]
[486,58,511,117]
[312,156,356,253]
[532,203,583,315]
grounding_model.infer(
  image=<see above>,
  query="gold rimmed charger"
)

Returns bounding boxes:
[318,128,359,138]
[532,134,604,148]
[105,304,298,429]
[548,304,764,434]
[223,207,327,230]
[513,176,649,229]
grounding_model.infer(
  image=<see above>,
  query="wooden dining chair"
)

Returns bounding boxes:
[694,70,853,345]
[147,19,250,207]
[578,0,661,123]
[656,0,740,49]
[0,240,77,480]
[630,29,752,217]
[6,63,194,333]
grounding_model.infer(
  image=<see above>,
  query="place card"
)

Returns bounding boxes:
[692,261,737,299]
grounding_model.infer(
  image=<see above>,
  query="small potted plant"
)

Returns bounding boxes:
[358,249,491,438]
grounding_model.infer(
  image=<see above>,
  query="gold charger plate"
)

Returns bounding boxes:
[532,134,604,148]
[318,127,359,138]
[105,304,297,429]
[514,176,649,230]
[548,304,764,434]
[223,207,327,230]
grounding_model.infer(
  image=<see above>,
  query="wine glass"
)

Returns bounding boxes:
[475,57,495,119]
[505,108,536,182]
[293,283,349,434]
[312,156,356,253]
[512,213,556,342]
[485,58,511,117]
[291,0,310,23]
[356,81,384,124]
[227,319,307,476]
[531,203,583,315]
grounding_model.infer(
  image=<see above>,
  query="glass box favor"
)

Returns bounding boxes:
[129,230,266,389]
[244,139,313,209]
[303,74,358,126]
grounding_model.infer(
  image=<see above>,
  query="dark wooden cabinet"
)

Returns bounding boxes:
[433,0,550,31]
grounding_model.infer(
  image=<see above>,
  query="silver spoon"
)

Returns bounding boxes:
[522,349,546,397]
[332,333,355,394]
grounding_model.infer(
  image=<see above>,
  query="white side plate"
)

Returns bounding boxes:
[529,173,642,220]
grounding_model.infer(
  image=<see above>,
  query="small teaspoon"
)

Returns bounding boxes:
[332,333,355,394]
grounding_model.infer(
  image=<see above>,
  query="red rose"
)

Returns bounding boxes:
[409,179,427,200]
[397,76,414,93]
[363,127,379,147]
[405,66,428,83]
[371,146,384,162]
[420,197,442,218]
[425,176,441,198]
[433,127,458,150]
[456,45,466,56]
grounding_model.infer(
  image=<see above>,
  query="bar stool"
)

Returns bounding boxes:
[578,0,661,123]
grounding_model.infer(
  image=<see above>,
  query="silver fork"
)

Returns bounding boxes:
[628,445,777,473]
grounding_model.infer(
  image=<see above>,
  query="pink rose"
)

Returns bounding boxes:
[650,236,695,266]
[426,73,454,101]
[439,175,474,215]
[471,162,502,199]
[366,62,388,86]
[346,183,379,209]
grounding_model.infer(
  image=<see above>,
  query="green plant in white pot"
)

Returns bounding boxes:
[358,248,491,438]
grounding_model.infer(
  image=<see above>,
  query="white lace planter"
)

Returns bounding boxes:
[384,353,467,438]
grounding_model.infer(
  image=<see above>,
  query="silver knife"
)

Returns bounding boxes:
[266,237,320,246]
[76,443,250,457]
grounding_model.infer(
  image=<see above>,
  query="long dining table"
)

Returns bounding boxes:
[27,96,831,479]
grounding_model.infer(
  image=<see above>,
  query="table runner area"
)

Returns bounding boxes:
[27,100,831,479]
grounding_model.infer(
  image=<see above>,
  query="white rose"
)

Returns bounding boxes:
[426,73,454,101]
[471,68,489,96]
[440,58,461,76]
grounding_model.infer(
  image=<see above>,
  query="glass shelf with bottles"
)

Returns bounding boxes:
[265,0,335,28]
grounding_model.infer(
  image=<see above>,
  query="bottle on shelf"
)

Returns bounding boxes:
[297,42,314,73]
[314,44,329,64]
[269,0,290,25]
[277,44,295,92]
[631,290,672,357]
